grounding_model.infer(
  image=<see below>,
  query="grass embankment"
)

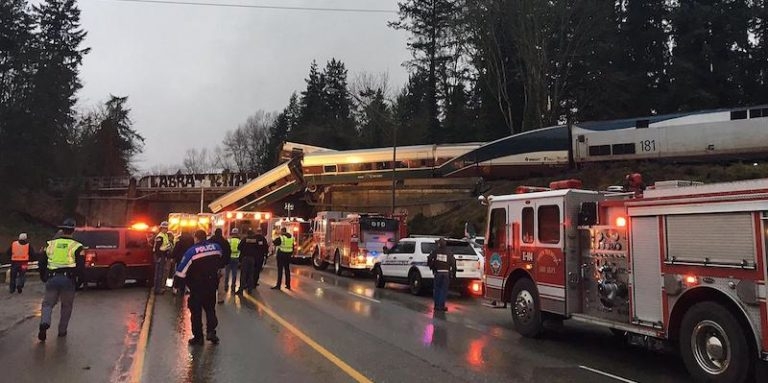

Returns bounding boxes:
[408,161,768,238]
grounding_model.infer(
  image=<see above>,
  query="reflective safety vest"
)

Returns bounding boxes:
[229,237,241,258]
[156,232,173,252]
[11,241,31,262]
[279,235,294,253]
[46,238,82,270]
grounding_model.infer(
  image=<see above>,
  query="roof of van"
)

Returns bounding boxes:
[487,189,598,203]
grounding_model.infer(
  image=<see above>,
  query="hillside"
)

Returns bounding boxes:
[408,161,768,238]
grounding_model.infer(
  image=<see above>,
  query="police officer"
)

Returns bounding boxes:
[176,230,223,345]
[236,228,269,294]
[7,233,34,294]
[427,238,456,312]
[271,227,294,290]
[38,219,85,341]
[225,228,241,293]
[171,230,195,295]
[153,222,173,295]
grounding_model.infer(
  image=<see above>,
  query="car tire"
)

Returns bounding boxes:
[334,251,343,276]
[679,301,753,383]
[374,266,386,288]
[312,247,328,271]
[408,270,424,296]
[106,263,127,290]
[510,278,543,338]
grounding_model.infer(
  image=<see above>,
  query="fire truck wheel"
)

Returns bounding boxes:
[334,252,343,276]
[312,248,328,271]
[408,270,424,296]
[106,263,127,290]
[679,302,752,383]
[510,278,543,338]
[373,266,385,288]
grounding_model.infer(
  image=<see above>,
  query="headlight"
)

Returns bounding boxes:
[366,256,374,264]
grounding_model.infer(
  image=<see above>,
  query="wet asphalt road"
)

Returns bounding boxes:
[0,265,695,383]
[141,262,693,383]
[0,285,148,383]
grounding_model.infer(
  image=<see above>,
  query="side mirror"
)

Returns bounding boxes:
[382,246,389,254]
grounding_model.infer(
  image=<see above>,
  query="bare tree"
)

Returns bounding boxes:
[223,110,275,173]
[183,148,212,174]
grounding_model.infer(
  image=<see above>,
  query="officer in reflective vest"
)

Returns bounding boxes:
[7,233,34,294]
[153,221,173,294]
[38,219,84,341]
[225,228,241,293]
[271,227,295,290]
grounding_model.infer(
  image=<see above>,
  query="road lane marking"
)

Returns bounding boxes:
[348,291,381,303]
[129,291,155,383]
[579,365,637,383]
[242,293,373,383]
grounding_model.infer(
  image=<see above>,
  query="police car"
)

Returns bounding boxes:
[373,236,483,296]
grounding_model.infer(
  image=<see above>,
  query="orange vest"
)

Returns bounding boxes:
[11,241,30,262]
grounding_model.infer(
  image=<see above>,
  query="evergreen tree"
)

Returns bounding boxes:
[669,0,751,110]
[29,0,89,182]
[393,71,431,146]
[390,0,465,142]
[80,96,144,176]
[357,88,395,148]
[747,0,768,104]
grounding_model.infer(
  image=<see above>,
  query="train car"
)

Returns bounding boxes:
[209,157,302,213]
[573,105,768,163]
[279,141,336,163]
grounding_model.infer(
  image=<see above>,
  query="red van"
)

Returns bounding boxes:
[73,226,154,289]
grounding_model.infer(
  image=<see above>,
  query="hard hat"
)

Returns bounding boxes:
[19,233,28,241]
[231,228,240,234]
[160,221,169,228]
[58,218,76,230]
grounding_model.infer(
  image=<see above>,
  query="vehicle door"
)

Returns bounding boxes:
[381,240,415,278]
[74,230,120,268]
[126,230,153,266]
[484,205,511,297]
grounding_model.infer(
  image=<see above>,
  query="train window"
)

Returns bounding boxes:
[612,143,636,155]
[522,207,534,244]
[487,208,507,249]
[588,145,611,156]
[323,165,337,173]
[635,119,649,128]
[538,205,560,244]
[750,108,764,118]
[730,110,747,120]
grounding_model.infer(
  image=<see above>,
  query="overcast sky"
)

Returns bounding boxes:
[74,0,410,171]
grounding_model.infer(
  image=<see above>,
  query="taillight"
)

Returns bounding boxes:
[470,280,483,295]
[85,251,97,266]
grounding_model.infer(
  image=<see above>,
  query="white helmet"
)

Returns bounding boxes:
[160,221,169,228]
[231,228,239,234]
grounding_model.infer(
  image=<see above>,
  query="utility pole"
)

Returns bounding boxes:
[391,125,397,215]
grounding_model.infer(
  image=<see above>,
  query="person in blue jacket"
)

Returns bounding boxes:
[176,230,223,345]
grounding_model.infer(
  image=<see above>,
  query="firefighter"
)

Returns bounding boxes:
[236,228,269,294]
[171,230,195,295]
[176,230,222,345]
[427,238,456,312]
[7,233,34,294]
[38,219,85,341]
[225,228,241,293]
[153,221,173,295]
[271,227,294,290]
[208,228,231,303]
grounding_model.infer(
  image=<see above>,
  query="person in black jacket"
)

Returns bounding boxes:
[427,238,456,312]
[236,228,269,294]
[171,231,194,295]
[208,228,231,303]
[176,230,223,345]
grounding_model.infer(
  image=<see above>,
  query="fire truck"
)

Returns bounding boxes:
[482,178,768,382]
[272,217,313,262]
[167,213,214,237]
[311,211,403,275]
[212,210,273,238]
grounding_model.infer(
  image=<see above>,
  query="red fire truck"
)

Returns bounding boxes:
[311,211,403,276]
[482,178,768,382]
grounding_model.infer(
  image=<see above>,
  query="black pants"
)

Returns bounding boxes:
[240,256,255,291]
[254,255,265,285]
[188,276,218,338]
[275,252,291,288]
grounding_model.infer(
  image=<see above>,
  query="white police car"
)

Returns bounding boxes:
[373,236,483,296]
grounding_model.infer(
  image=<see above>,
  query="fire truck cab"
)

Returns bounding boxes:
[483,178,768,382]
[311,211,401,276]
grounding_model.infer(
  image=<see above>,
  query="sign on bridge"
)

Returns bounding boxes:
[138,173,258,189]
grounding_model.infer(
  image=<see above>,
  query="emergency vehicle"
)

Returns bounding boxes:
[167,213,214,238]
[481,178,768,382]
[272,217,313,262]
[311,211,403,275]
[212,210,273,238]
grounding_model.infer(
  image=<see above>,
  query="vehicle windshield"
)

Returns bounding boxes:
[361,231,396,254]
[73,230,119,249]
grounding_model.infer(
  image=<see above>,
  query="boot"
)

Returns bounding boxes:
[38,323,50,341]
